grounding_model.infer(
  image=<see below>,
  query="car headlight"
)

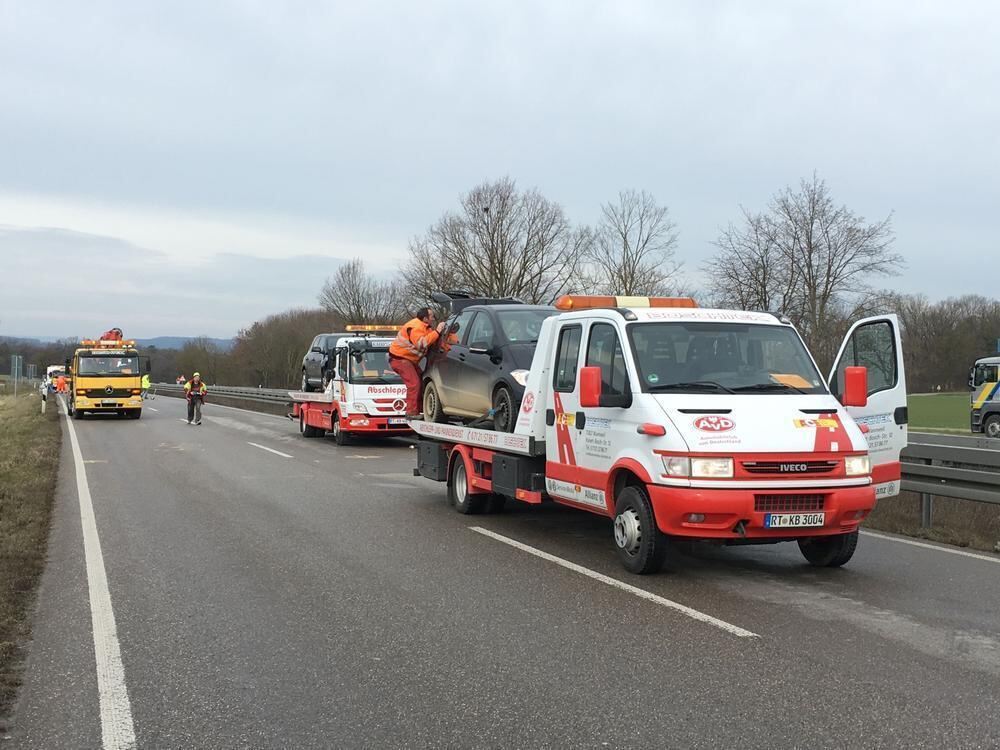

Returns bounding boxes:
[661,456,691,477]
[845,455,870,476]
[511,369,530,387]
[691,457,734,478]
[351,402,368,414]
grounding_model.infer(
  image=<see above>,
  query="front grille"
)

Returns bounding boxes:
[742,460,838,475]
[84,388,132,398]
[755,494,826,513]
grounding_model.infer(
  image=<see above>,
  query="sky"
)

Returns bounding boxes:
[1,0,996,339]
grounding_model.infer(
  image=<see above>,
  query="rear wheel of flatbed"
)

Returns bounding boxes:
[448,455,484,514]
[798,530,858,567]
[613,486,667,574]
[299,409,323,438]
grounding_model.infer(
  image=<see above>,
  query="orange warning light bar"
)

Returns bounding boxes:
[553,295,697,311]
[345,324,400,332]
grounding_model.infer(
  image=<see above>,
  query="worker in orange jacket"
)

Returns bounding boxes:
[388,307,446,417]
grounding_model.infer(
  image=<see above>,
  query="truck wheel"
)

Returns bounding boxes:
[73,408,84,420]
[985,414,1000,438]
[331,414,349,446]
[613,486,667,574]
[448,456,485,514]
[485,494,507,514]
[128,409,142,419]
[300,410,322,438]
[423,382,445,423]
[301,370,314,393]
[798,531,858,567]
[492,385,515,432]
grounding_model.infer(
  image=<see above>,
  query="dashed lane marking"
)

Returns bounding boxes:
[470,526,759,638]
[247,441,293,458]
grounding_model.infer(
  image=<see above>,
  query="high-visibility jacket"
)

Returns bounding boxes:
[389,318,440,363]
[141,374,151,389]
[184,380,207,400]
[56,375,67,393]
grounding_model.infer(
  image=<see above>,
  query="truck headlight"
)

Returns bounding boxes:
[351,402,368,414]
[661,456,690,477]
[511,370,530,387]
[690,457,734,478]
[845,455,870,476]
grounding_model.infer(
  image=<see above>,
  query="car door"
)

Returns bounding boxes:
[829,314,907,499]
[305,336,321,383]
[434,308,476,412]
[453,311,499,415]
[544,322,587,506]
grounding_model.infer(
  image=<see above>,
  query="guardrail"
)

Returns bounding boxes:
[156,383,291,405]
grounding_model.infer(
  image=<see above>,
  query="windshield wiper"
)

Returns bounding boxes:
[648,381,735,394]
[733,382,807,394]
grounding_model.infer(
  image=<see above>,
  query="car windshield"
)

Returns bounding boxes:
[348,349,401,384]
[628,322,827,394]
[497,310,557,343]
[77,355,139,376]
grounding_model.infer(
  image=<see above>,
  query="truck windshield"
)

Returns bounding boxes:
[77,355,140,376]
[349,350,401,384]
[628,322,827,394]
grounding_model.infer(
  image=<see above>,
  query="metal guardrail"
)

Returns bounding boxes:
[156,383,291,405]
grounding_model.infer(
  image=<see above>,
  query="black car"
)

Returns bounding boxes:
[422,304,557,431]
[300,332,351,391]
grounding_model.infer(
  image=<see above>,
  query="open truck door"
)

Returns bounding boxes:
[829,314,907,499]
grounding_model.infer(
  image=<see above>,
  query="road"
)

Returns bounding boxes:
[7,398,1000,748]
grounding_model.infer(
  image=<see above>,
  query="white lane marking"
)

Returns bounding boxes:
[247,441,293,458]
[469,527,758,638]
[147,407,158,412]
[59,397,138,749]
[861,530,1000,565]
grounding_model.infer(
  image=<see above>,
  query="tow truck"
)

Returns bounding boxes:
[969,356,1000,437]
[412,295,908,573]
[66,335,150,419]
[289,326,410,445]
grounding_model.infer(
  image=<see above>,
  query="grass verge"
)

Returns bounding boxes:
[908,392,969,432]
[0,393,60,722]
[865,490,1000,553]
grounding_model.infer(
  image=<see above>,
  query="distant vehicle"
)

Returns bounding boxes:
[300,332,352,392]
[422,303,558,432]
[969,356,1000,436]
[66,332,150,419]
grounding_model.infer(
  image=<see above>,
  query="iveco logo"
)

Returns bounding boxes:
[779,463,809,472]
[105,385,114,394]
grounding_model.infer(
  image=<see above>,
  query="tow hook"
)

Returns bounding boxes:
[733,520,747,537]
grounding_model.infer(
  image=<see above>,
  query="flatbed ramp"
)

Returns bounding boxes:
[408,419,542,456]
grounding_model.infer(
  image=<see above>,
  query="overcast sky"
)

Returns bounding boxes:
[1,1,995,338]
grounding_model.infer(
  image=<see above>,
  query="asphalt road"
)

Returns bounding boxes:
[7,398,1000,748]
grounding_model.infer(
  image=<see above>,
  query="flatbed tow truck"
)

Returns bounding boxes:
[289,326,410,445]
[412,295,908,574]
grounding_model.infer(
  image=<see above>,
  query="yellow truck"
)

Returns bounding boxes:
[66,335,149,420]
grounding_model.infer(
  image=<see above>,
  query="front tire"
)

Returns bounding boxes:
[301,370,314,393]
[492,385,515,433]
[448,455,485,514]
[423,381,445,422]
[72,407,84,420]
[798,531,858,567]
[128,409,142,419]
[985,414,1000,439]
[331,414,349,446]
[613,485,667,574]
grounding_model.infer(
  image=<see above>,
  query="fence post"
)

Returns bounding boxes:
[920,493,933,528]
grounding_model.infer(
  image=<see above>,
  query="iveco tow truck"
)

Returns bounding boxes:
[290,326,410,445]
[66,334,150,419]
[412,295,908,574]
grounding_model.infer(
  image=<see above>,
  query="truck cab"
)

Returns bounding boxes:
[969,356,1000,436]
[414,295,908,573]
[66,337,150,419]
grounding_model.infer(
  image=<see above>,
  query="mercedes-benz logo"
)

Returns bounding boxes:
[393,398,405,411]
[105,385,114,394]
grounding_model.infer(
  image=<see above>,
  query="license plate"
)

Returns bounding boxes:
[764,512,825,528]
[101,401,117,407]
[388,417,408,425]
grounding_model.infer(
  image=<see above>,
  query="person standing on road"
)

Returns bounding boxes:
[141,373,151,398]
[184,372,208,425]
[388,307,446,417]
[56,374,67,394]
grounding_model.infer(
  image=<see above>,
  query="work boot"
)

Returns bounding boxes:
[196,421,202,425]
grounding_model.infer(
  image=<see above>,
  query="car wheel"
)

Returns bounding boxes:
[798,531,859,567]
[492,385,515,432]
[423,381,445,422]
[321,369,333,391]
[448,454,485,514]
[301,370,313,393]
[613,485,667,574]
[985,414,1000,438]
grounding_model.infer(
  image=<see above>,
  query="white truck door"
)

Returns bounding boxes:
[829,314,907,499]
[544,321,587,506]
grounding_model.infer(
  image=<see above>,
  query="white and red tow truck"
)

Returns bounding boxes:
[290,326,410,445]
[411,295,908,573]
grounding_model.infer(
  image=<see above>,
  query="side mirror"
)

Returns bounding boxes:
[580,366,601,408]
[842,366,868,407]
[969,368,976,390]
[141,356,152,375]
[65,358,71,372]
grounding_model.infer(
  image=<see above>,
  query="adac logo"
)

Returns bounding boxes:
[521,391,535,414]
[392,398,405,411]
[693,415,735,432]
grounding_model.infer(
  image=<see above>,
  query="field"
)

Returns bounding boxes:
[0,392,60,722]
[907,392,968,432]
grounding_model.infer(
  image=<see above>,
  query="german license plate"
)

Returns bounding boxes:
[388,417,408,425]
[764,512,825,528]
[101,400,117,407]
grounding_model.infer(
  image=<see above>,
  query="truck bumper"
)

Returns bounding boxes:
[75,398,142,410]
[341,414,411,435]
[647,484,875,540]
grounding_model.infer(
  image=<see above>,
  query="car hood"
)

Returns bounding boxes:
[504,343,537,370]
[651,393,867,454]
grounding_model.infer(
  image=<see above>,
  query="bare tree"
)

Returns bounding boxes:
[402,177,589,304]
[585,190,682,296]
[705,174,903,368]
[318,259,404,324]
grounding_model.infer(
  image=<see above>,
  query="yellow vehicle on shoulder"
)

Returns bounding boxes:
[66,336,150,420]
